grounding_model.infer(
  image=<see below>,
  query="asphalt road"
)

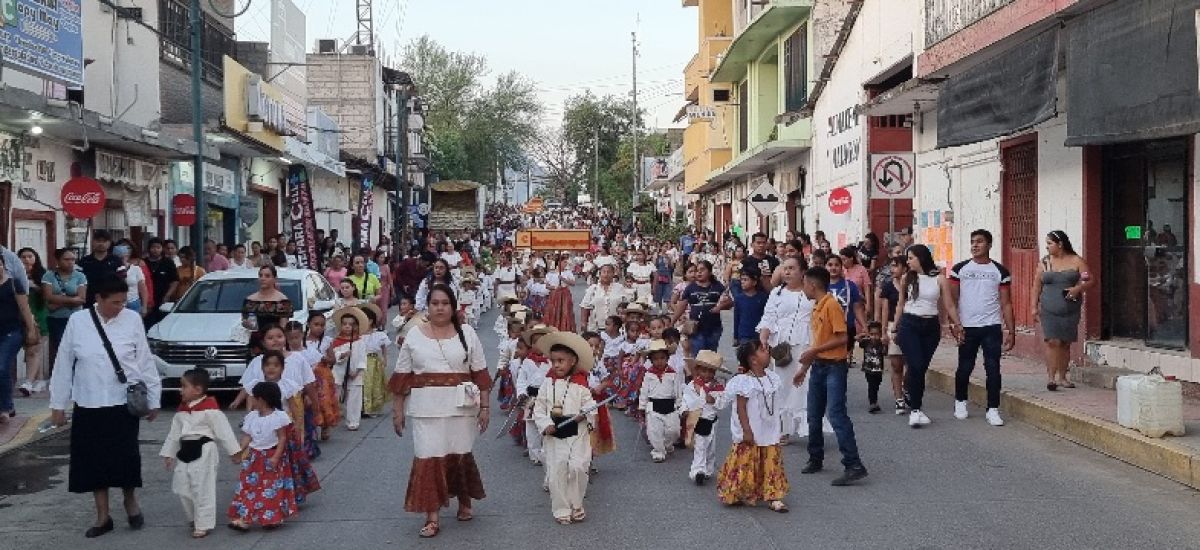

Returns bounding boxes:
[3,284,1200,549]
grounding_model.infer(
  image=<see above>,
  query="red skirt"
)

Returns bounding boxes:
[228,447,299,526]
[544,287,576,332]
[313,363,340,429]
[284,426,321,502]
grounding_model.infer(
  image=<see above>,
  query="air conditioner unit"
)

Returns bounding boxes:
[317,39,337,54]
[350,45,370,55]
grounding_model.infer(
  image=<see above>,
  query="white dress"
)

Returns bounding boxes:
[393,325,488,459]
[755,286,832,437]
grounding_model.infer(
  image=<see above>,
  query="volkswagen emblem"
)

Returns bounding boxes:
[204,346,219,360]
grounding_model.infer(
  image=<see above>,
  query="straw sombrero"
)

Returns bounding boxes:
[504,304,529,318]
[332,306,370,333]
[500,293,521,305]
[360,303,383,326]
[625,302,647,314]
[521,324,555,345]
[690,349,731,373]
[534,331,594,372]
[641,339,671,357]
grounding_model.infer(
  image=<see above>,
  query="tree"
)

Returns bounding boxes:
[530,127,581,203]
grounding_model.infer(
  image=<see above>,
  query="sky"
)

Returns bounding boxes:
[235,0,698,130]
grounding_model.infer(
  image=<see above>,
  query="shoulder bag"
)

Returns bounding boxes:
[769,287,801,367]
[89,307,152,417]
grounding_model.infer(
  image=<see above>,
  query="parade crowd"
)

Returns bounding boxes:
[3,201,1092,539]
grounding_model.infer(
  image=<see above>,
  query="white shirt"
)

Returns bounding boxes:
[241,410,292,450]
[682,379,728,420]
[49,307,162,410]
[727,371,783,446]
[159,399,242,458]
[639,367,683,413]
[515,357,550,394]
[241,352,315,394]
[546,270,574,288]
[627,262,654,283]
[757,287,814,348]
[903,274,942,317]
[123,264,145,304]
[525,280,549,297]
[229,258,255,270]
[580,282,630,331]
[440,251,462,268]
[600,331,623,358]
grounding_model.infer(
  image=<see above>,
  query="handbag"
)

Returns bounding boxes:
[89,307,152,418]
[769,288,801,368]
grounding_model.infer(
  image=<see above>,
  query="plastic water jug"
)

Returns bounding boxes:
[1116,372,1185,438]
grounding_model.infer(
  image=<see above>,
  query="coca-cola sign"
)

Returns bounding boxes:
[828,186,852,215]
[172,193,197,226]
[60,177,105,219]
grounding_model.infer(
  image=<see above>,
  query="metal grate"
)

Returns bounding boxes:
[1002,141,1038,250]
[155,344,250,364]
[158,0,235,85]
[784,23,808,112]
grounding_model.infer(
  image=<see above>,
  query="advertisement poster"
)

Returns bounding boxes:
[286,165,319,269]
[356,178,374,250]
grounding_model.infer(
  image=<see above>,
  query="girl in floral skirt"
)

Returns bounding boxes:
[284,322,321,460]
[303,312,340,440]
[228,381,298,531]
[715,340,790,513]
[260,351,321,504]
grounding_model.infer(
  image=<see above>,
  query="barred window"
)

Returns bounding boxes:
[158,0,235,85]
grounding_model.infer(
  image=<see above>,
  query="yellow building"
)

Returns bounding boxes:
[678,0,734,232]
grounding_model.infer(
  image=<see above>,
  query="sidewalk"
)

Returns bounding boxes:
[927,344,1200,489]
[0,392,59,458]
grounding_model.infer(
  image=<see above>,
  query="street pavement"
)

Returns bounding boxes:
[3,284,1200,549]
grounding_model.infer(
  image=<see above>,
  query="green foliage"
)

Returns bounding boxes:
[638,213,688,244]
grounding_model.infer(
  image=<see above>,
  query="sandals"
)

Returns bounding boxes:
[456,508,473,522]
[419,521,440,538]
[767,500,789,513]
[192,530,209,539]
[570,508,586,522]
[227,521,250,532]
[555,517,572,525]
[1060,381,1077,389]
[1047,382,1058,392]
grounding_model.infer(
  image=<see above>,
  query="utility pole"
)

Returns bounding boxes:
[631,31,640,209]
[188,0,205,249]
[396,87,410,252]
[593,127,600,209]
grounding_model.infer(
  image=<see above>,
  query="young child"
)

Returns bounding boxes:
[860,321,887,414]
[506,331,532,447]
[284,321,321,459]
[584,331,616,458]
[160,368,241,538]
[639,340,683,463]
[795,266,868,486]
[524,267,550,314]
[647,316,667,340]
[460,276,480,327]
[325,307,370,431]
[716,340,789,512]
[227,381,298,531]
[303,312,339,441]
[260,350,321,505]
[494,295,521,339]
[360,305,391,418]
[495,318,524,412]
[517,325,554,464]
[662,328,686,379]
[682,350,728,485]
[532,332,598,525]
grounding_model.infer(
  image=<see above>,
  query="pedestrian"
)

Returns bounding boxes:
[579,264,627,332]
[257,350,321,503]
[544,255,577,332]
[242,266,295,351]
[203,239,229,273]
[283,320,322,459]
[1033,230,1093,391]
[42,248,87,381]
[795,266,869,486]
[824,255,868,353]
[876,255,909,415]
[143,238,180,329]
[415,258,457,312]
[113,241,150,318]
[336,279,363,308]
[523,266,550,314]
[639,339,682,463]
[532,331,597,525]
[859,322,887,413]
[492,253,520,305]
[48,273,162,537]
[229,244,254,270]
[840,246,874,315]
[77,230,122,305]
[346,254,381,302]
[893,245,953,428]
[716,340,789,512]
[374,249,393,309]
[301,312,339,441]
[159,368,241,538]
[494,317,523,413]
[682,350,728,485]
[616,319,650,414]
[324,254,348,289]
[0,254,39,419]
[742,232,779,290]
[17,247,48,395]
[724,264,769,348]
[389,284,491,539]
[583,331,617,458]
[517,324,554,464]
[675,260,726,352]
[627,249,655,304]
[361,304,392,418]
[947,229,1016,426]
[654,243,674,308]
[325,307,369,431]
[226,380,298,531]
[172,246,206,302]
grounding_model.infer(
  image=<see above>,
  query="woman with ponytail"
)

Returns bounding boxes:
[892,245,956,428]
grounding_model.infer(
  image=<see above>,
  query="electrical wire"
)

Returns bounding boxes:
[207,0,253,18]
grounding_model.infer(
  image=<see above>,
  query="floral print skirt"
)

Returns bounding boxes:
[313,363,341,429]
[716,443,789,505]
[284,425,322,503]
[227,447,298,526]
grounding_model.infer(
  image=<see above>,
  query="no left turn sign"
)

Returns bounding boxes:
[871,154,915,199]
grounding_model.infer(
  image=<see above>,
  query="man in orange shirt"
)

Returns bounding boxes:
[794,266,868,486]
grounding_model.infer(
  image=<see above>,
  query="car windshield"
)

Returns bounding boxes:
[175,279,303,313]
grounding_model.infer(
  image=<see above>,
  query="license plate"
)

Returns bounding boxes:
[199,366,225,380]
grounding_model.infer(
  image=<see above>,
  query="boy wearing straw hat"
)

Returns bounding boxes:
[532,332,598,525]
[325,306,370,431]
[639,339,684,463]
[517,325,554,464]
[683,350,730,485]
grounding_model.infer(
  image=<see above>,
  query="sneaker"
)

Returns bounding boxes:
[954,401,969,420]
[33,380,47,393]
[895,399,907,416]
[909,410,931,428]
[831,465,869,486]
[17,381,32,397]
[800,459,823,474]
[693,473,706,486]
[986,408,1005,427]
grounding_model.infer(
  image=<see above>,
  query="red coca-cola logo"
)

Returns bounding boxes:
[60,177,105,219]
[172,193,197,226]
[828,187,852,215]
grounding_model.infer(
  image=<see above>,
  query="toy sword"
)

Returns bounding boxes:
[556,394,618,429]
[494,395,527,439]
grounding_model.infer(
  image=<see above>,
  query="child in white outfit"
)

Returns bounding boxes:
[682,350,729,485]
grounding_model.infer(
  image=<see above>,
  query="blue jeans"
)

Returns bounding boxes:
[806,361,862,468]
[125,299,141,313]
[691,328,722,352]
[896,313,941,411]
[957,325,1003,408]
[0,327,24,413]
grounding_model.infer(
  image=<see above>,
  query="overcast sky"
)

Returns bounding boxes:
[236,0,697,130]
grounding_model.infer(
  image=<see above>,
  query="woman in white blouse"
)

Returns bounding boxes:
[757,257,830,443]
[49,274,162,538]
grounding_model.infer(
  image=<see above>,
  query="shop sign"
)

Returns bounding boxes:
[178,161,235,196]
[286,165,319,269]
[687,105,716,123]
[826,104,862,172]
[0,0,84,86]
[828,186,852,215]
[222,56,288,152]
[61,176,105,219]
[96,150,164,189]
[172,194,197,226]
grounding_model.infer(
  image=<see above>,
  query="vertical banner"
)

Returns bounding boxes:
[356,177,374,251]
[286,165,319,269]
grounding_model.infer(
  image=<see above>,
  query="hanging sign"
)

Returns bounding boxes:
[172,194,197,226]
[60,177,105,219]
[828,187,852,215]
[286,165,319,269]
[870,154,916,199]
[356,178,375,249]
[748,179,782,217]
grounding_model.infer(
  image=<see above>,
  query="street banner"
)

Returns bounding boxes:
[286,164,319,269]
[356,177,374,251]
[514,229,592,251]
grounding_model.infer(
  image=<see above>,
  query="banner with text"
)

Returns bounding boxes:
[356,178,375,251]
[286,165,319,269]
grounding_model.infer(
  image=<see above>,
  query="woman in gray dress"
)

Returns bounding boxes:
[1032,231,1093,391]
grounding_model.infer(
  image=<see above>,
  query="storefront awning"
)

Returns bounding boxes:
[862,78,942,116]
[936,29,1058,149]
[699,138,810,193]
[1066,0,1200,146]
[710,1,812,83]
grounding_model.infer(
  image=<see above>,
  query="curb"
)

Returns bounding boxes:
[0,411,67,459]
[927,369,1200,490]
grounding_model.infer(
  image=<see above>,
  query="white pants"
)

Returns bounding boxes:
[544,433,591,520]
[646,410,681,460]
[690,432,718,479]
[525,418,544,463]
[341,384,363,429]
[171,441,220,531]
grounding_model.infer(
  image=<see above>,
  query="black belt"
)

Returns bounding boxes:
[526,386,540,397]
[549,415,580,439]
[694,416,717,437]
[650,398,676,415]
[176,436,213,463]
[498,280,515,285]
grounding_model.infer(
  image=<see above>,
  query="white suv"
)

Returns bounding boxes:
[147,268,337,391]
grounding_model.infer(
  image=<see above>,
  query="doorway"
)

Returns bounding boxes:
[1103,138,1189,349]
[1000,135,1040,329]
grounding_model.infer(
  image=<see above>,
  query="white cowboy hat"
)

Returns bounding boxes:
[690,349,731,373]
[534,331,594,372]
[331,306,370,333]
[641,339,671,357]
[521,324,555,345]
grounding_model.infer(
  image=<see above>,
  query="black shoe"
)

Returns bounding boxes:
[128,512,145,529]
[868,404,881,414]
[85,518,114,538]
[831,466,868,486]
[694,473,705,486]
[800,460,823,474]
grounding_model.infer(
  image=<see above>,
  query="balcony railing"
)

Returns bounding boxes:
[158,0,235,86]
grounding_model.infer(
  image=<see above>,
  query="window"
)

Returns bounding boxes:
[713,89,731,102]
[158,0,235,85]
[784,24,808,112]
[177,279,303,313]
[738,81,749,153]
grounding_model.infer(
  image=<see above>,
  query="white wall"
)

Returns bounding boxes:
[82,0,162,128]
[10,140,76,254]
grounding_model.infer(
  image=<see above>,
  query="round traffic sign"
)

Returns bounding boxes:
[172,193,197,226]
[872,155,915,196]
[417,203,430,216]
[60,177,105,219]
[828,187,852,215]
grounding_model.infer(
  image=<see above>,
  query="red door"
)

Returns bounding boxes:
[1001,135,1040,330]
